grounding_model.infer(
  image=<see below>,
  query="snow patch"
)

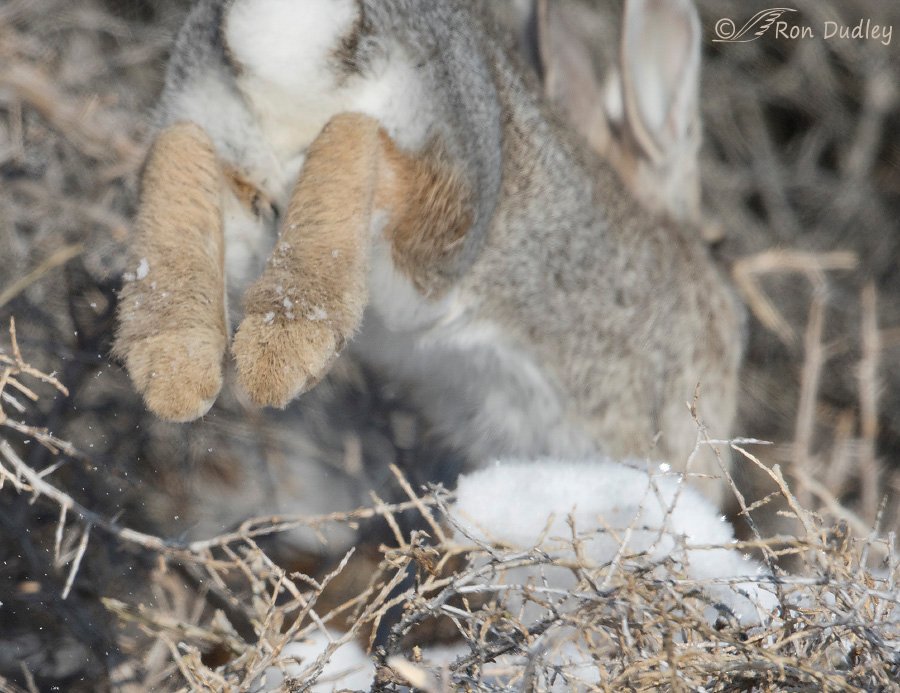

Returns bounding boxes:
[252,629,373,692]
[452,459,777,625]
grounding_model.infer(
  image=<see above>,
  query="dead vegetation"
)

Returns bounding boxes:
[0,0,899,690]
[696,0,900,532]
[0,324,898,690]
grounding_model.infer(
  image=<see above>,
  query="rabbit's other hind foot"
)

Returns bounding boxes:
[115,122,227,422]
[232,113,379,408]
[122,329,225,422]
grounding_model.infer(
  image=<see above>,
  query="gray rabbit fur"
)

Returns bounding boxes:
[115,0,742,505]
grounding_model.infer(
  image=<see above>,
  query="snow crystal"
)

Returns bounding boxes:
[136,258,150,280]
[307,306,328,322]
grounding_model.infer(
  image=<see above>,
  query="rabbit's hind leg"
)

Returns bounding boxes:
[114,123,228,422]
[231,113,379,408]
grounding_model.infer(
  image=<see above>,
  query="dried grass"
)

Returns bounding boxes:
[0,326,897,690]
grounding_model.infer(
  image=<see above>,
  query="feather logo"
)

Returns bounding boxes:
[714,8,798,42]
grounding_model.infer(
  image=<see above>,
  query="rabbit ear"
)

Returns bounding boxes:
[536,0,602,131]
[620,0,701,164]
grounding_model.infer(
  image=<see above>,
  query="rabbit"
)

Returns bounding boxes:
[494,0,707,230]
[114,0,742,506]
